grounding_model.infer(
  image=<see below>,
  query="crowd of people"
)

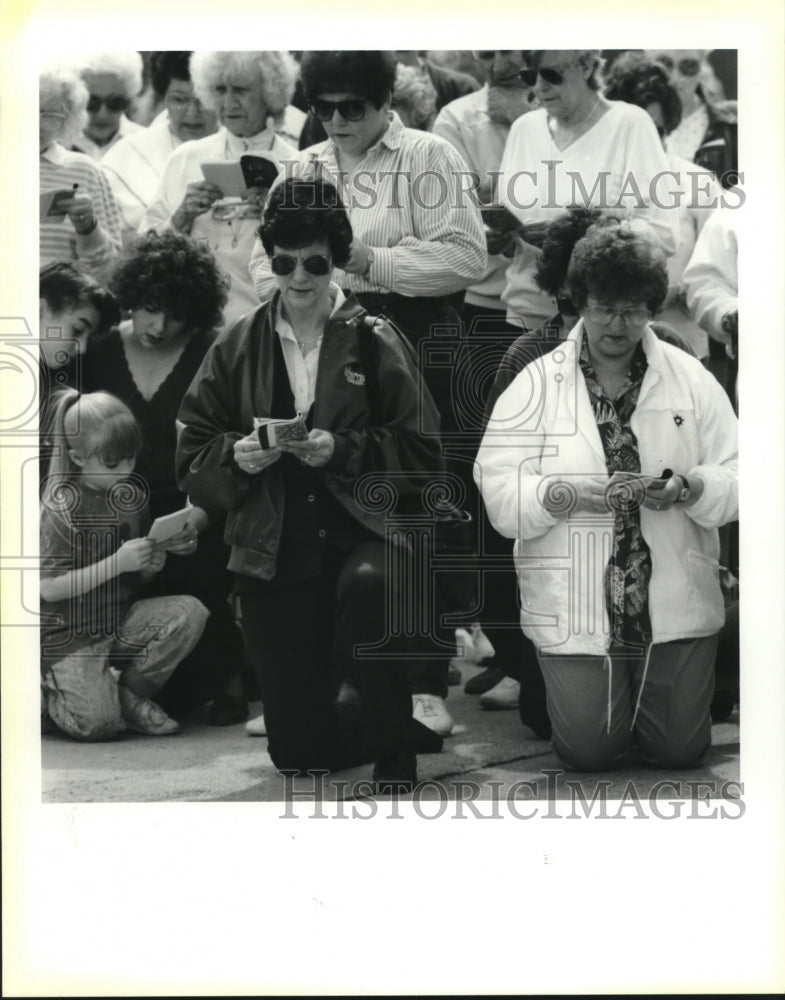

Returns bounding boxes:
[38,49,740,794]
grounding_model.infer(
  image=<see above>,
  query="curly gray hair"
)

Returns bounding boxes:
[190,51,298,115]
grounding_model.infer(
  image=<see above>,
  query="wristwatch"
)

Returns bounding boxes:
[675,474,692,503]
[362,247,375,278]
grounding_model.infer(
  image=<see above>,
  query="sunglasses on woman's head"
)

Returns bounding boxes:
[87,94,130,113]
[310,98,367,122]
[270,253,332,276]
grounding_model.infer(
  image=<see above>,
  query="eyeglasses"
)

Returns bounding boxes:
[517,65,573,87]
[212,201,259,221]
[166,94,202,110]
[473,50,517,60]
[270,253,332,277]
[584,304,652,327]
[86,94,130,114]
[39,111,67,125]
[310,98,367,122]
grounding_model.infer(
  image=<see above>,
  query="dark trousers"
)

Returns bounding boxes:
[237,541,413,772]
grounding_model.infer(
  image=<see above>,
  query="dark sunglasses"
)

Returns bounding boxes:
[655,55,701,77]
[310,98,367,122]
[87,94,130,113]
[270,253,332,276]
[517,66,570,87]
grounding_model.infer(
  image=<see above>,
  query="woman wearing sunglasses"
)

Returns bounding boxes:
[496,49,677,333]
[141,51,298,329]
[476,220,738,772]
[39,64,124,283]
[177,178,447,792]
[74,51,145,161]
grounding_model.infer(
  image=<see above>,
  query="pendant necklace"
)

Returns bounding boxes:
[549,95,601,150]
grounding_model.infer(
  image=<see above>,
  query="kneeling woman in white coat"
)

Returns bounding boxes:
[474,220,738,771]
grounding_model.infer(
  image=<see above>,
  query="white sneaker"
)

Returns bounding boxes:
[245,713,267,736]
[412,694,453,736]
[455,625,495,664]
[479,676,521,710]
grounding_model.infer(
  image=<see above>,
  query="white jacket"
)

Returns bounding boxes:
[474,322,738,655]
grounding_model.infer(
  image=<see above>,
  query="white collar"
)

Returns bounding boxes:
[40,142,66,165]
[225,125,276,157]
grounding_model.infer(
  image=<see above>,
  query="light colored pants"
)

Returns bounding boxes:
[537,635,718,772]
[42,596,209,741]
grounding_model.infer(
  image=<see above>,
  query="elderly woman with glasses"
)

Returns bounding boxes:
[475,221,737,772]
[74,51,145,160]
[101,52,218,239]
[177,178,447,792]
[142,51,298,328]
[39,64,124,283]
[495,49,678,333]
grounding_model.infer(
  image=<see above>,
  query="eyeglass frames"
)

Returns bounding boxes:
[270,253,332,277]
[584,304,652,327]
[86,94,130,114]
[516,65,575,87]
[310,98,367,122]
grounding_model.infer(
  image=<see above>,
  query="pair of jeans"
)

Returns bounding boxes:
[537,635,718,771]
[41,595,209,741]
[236,541,415,773]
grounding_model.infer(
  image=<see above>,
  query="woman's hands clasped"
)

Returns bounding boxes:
[60,191,99,236]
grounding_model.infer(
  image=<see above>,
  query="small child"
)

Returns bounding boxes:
[40,388,209,740]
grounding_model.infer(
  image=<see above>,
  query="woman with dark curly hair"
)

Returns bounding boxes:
[476,220,738,771]
[177,178,447,792]
[83,230,249,725]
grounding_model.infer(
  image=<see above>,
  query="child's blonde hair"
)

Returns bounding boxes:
[43,389,142,503]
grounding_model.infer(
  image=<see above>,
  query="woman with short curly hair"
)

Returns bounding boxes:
[142,51,298,328]
[476,220,738,772]
[83,231,248,726]
[74,51,145,160]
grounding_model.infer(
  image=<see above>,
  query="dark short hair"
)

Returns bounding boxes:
[39,261,120,332]
[149,51,193,98]
[258,178,353,267]
[108,230,228,333]
[567,221,669,314]
[603,52,682,135]
[534,207,620,297]
[300,51,397,109]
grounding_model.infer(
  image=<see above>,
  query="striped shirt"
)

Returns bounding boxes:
[249,112,486,302]
[40,143,123,282]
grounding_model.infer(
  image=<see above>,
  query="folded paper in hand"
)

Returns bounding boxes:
[147,508,192,543]
[254,412,308,449]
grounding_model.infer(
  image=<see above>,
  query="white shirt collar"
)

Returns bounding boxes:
[225,125,277,157]
[40,142,66,165]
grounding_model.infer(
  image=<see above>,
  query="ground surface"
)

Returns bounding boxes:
[41,661,740,807]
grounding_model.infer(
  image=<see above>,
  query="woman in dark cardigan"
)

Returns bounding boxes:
[83,229,249,724]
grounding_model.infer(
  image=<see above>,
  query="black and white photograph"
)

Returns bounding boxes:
[1,0,784,995]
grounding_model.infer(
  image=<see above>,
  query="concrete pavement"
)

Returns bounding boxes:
[41,661,740,807]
